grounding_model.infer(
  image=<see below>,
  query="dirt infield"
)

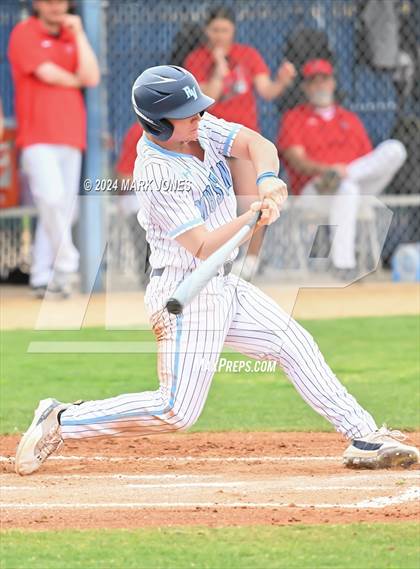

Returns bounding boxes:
[1,432,419,529]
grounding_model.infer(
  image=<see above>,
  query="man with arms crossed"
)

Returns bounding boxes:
[8,0,100,296]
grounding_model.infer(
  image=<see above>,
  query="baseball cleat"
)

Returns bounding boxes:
[15,398,67,476]
[343,426,419,469]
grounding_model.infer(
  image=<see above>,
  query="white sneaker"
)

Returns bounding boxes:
[46,270,74,299]
[15,398,67,476]
[343,426,419,469]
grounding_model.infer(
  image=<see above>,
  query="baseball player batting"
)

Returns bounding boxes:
[15,65,419,475]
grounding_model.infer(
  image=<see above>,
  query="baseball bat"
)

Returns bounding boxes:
[166,211,261,314]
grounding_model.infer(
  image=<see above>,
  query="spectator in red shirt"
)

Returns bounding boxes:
[278,59,407,273]
[184,5,296,131]
[8,0,100,297]
[184,6,296,280]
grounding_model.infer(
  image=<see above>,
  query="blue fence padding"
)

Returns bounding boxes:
[0,3,21,118]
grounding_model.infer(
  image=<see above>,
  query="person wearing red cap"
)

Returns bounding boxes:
[277,59,407,274]
[8,0,100,297]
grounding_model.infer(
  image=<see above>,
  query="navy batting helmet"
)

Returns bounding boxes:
[131,65,215,141]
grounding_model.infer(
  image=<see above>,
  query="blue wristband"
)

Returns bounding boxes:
[256,171,278,185]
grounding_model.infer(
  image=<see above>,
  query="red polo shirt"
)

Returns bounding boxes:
[184,43,269,132]
[278,104,372,194]
[115,123,143,176]
[8,16,86,149]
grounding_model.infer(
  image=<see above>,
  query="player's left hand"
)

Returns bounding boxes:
[250,198,280,226]
[61,14,84,36]
[258,177,288,209]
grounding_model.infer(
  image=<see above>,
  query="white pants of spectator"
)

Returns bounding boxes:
[21,144,81,287]
[301,140,407,269]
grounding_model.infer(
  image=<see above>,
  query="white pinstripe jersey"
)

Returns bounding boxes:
[133,112,242,270]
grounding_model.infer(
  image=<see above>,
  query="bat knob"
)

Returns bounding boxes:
[166,297,183,315]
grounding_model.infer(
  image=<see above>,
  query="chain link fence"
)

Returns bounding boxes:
[1,0,419,286]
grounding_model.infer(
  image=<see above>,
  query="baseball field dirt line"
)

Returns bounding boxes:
[1,454,340,463]
[3,471,420,483]
[1,487,419,509]
[2,471,419,507]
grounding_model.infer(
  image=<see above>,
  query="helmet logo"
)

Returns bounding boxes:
[183,86,198,100]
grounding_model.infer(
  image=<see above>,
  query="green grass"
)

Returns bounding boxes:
[1,524,419,569]
[1,315,419,434]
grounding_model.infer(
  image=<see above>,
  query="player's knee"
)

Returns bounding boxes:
[277,321,317,358]
[378,139,407,168]
[174,418,195,432]
[387,139,407,168]
[164,410,196,432]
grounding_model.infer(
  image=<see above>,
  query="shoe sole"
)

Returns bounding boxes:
[44,289,71,300]
[344,448,419,470]
[31,289,47,299]
[15,398,58,476]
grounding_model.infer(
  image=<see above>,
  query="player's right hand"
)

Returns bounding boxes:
[61,14,84,36]
[212,47,229,76]
[276,61,297,88]
[258,176,288,209]
[250,198,279,226]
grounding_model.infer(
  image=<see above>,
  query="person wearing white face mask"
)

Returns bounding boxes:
[277,59,407,275]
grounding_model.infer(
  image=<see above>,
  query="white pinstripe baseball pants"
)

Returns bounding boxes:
[60,269,377,440]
